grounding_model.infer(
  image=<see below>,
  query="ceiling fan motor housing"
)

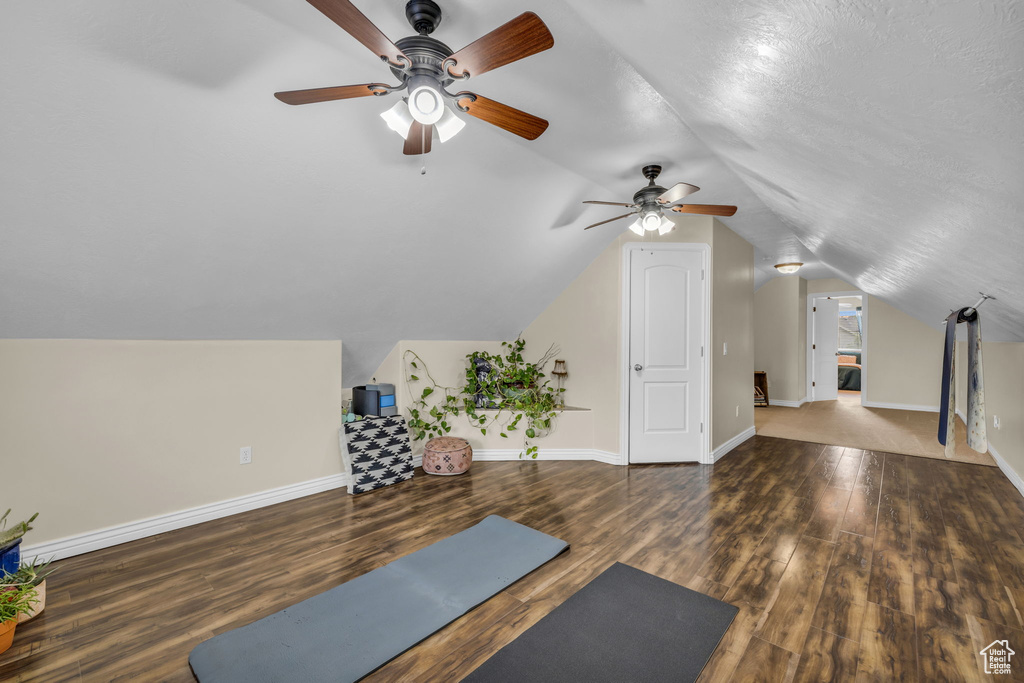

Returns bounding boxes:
[634,184,668,207]
[635,164,667,208]
[391,35,455,86]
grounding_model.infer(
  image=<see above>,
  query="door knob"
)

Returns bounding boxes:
[634,363,643,372]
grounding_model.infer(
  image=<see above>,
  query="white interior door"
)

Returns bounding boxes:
[812,298,839,401]
[628,247,705,463]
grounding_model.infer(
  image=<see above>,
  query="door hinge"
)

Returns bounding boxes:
[812,344,816,350]
[701,269,705,280]
[700,423,704,433]
[813,306,817,312]
[812,381,816,387]
[701,346,704,357]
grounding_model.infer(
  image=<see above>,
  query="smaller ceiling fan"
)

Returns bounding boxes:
[583,165,737,234]
[275,0,553,155]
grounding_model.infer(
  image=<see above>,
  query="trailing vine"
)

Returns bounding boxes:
[404,339,563,459]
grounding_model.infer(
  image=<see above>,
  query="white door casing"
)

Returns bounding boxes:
[623,244,708,464]
[811,297,839,401]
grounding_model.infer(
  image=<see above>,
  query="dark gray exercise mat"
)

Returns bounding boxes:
[463,562,739,683]
[189,515,568,683]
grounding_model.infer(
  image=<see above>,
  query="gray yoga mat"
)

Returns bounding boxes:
[189,515,568,683]
[464,562,738,683]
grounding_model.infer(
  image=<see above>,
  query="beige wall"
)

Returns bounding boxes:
[754,276,805,402]
[866,297,943,407]
[524,215,755,457]
[518,230,626,454]
[0,340,343,547]
[956,341,1024,487]
[797,278,808,395]
[371,340,595,454]
[711,219,756,447]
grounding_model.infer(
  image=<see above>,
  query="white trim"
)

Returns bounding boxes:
[807,291,868,405]
[620,242,713,465]
[21,473,349,562]
[954,408,1024,499]
[470,448,623,465]
[862,400,939,412]
[712,426,756,462]
[989,442,1024,499]
[770,398,807,408]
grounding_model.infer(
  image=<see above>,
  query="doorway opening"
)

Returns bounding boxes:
[836,296,864,400]
[808,291,867,406]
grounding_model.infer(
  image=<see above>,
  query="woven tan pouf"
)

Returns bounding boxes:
[422,437,473,476]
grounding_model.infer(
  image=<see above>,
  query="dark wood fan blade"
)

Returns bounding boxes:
[456,94,548,140]
[671,204,738,216]
[583,200,636,207]
[658,182,700,205]
[274,84,388,105]
[446,12,554,79]
[306,0,408,67]
[403,122,433,155]
[584,213,634,230]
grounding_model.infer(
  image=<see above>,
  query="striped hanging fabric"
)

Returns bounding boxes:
[938,308,987,456]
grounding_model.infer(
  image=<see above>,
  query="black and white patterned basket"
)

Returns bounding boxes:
[342,415,415,495]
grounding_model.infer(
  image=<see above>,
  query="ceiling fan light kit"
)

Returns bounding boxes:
[583,165,738,232]
[275,0,554,155]
[380,100,415,138]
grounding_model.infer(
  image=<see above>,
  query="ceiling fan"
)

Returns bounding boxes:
[583,165,738,234]
[274,0,554,155]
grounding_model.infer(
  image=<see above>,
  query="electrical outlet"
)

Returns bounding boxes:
[993,415,1001,430]
[240,446,252,465]
[723,342,728,356]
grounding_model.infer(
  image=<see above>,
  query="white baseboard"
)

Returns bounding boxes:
[954,409,1024,499]
[770,398,806,408]
[989,442,1024,499]
[712,426,756,463]
[862,400,939,412]
[472,448,623,465]
[21,473,349,563]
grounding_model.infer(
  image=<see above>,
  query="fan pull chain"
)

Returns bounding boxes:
[420,124,427,175]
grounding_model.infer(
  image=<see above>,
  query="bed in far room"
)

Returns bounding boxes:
[837,350,861,391]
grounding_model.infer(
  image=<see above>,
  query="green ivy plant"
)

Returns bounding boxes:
[404,339,563,459]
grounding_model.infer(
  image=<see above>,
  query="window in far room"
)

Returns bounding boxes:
[838,306,863,349]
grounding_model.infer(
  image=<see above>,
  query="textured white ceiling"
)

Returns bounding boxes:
[2,0,1021,383]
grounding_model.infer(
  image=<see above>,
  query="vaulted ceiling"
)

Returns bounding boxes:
[2,0,1021,384]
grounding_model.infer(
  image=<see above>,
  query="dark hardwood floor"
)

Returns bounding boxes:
[3,435,1024,681]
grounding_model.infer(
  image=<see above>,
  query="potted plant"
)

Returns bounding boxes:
[0,510,38,576]
[0,582,38,656]
[2,557,57,623]
[405,339,563,458]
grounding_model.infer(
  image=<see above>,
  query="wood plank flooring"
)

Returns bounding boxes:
[3,435,1024,682]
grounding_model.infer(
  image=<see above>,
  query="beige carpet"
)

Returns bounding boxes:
[755,390,996,466]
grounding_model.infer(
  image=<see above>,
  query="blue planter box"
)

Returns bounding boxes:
[0,538,22,575]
